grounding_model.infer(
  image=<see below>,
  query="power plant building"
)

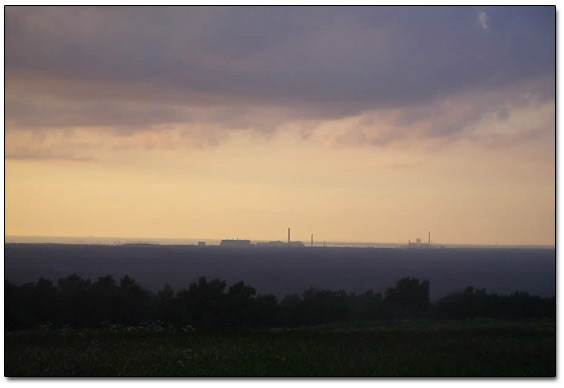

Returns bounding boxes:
[255,228,305,247]
[220,228,305,248]
[407,231,433,248]
[256,241,286,247]
[220,239,252,248]
[256,240,305,248]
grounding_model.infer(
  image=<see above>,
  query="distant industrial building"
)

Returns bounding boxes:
[220,239,251,248]
[197,241,206,247]
[218,228,308,248]
[256,240,287,247]
[408,231,432,248]
[256,240,305,248]
[255,228,305,248]
[286,227,304,247]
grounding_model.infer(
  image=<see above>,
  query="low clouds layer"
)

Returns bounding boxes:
[5,6,555,158]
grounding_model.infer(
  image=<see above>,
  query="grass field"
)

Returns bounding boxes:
[5,319,556,377]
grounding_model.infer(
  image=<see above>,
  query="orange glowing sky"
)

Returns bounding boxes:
[4,6,556,245]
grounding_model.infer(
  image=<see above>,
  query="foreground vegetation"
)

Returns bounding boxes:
[5,274,555,330]
[5,319,555,377]
[5,274,555,376]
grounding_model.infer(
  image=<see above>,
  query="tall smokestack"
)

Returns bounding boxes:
[288,228,290,243]
[428,231,431,245]
[311,233,313,247]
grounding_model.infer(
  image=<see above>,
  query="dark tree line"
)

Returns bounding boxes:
[5,274,555,331]
[436,287,555,319]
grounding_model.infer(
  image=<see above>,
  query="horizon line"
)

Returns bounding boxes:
[4,234,555,249]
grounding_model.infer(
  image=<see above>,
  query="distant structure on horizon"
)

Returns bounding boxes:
[256,240,286,247]
[219,228,309,248]
[407,231,433,248]
[287,227,304,247]
[219,239,251,248]
[255,227,305,247]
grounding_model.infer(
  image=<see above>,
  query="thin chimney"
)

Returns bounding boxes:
[311,233,313,247]
[288,228,290,243]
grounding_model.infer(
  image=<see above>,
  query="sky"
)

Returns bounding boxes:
[4,6,555,246]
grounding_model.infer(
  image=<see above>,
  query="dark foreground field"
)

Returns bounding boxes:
[5,319,555,377]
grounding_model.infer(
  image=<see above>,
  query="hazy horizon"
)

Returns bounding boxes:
[5,6,555,246]
[4,234,555,249]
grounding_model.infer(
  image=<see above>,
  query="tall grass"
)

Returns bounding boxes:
[5,319,555,377]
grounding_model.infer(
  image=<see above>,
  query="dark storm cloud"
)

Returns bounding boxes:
[5,6,555,135]
[5,97,192,131]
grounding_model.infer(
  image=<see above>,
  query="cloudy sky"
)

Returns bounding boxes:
[4,6,555,245]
